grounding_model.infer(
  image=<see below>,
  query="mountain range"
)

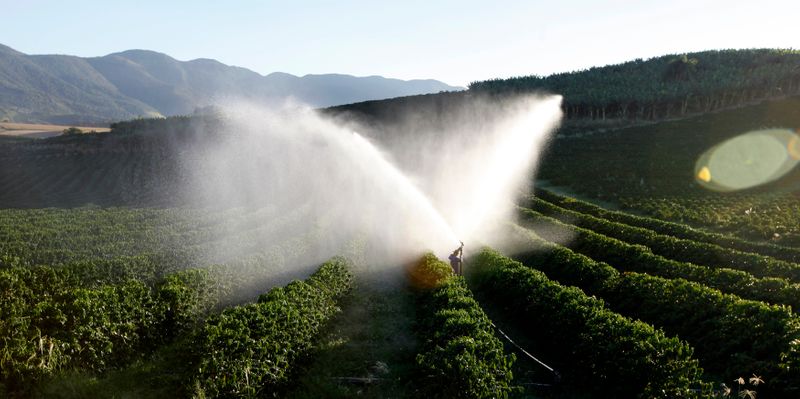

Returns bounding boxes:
[0,43,462,125]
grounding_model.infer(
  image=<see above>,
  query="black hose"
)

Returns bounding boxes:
[490,321,561,384]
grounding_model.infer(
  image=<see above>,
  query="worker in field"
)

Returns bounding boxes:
[449,241,464,275]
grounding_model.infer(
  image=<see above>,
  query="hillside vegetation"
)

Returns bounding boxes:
[471,49,800,124]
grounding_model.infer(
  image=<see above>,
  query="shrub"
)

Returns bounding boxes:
[407,252,452,289]
[413,254,516,398]
[189,257,353,398]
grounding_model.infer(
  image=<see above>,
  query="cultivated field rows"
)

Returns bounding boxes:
[3,191,800,397]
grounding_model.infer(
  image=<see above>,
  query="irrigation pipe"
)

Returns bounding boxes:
[490,321,560,383]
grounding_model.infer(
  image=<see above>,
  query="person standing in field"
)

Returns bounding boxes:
[449,242,464,275]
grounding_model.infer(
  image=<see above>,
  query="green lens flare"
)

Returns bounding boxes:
[695,128,799,191]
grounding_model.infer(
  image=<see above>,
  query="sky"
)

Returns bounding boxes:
[3,0,799,87]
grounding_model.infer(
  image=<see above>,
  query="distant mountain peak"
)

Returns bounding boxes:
[109,49,175,60]
[266,71,299,78]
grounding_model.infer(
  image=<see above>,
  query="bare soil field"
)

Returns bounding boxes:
[0,122,110,138]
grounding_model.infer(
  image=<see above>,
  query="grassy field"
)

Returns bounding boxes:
[0,122,110,138]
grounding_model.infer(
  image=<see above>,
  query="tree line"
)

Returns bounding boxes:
[470,49,800,121]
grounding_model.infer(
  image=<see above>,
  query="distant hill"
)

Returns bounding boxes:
[0,44,462,125]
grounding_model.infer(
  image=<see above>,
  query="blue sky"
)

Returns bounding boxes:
[3,0,799,86]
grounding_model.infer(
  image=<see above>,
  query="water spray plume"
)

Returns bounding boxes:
[695,127,800,191]
[349,131,459,250]
[446,95,563,243]
[180,94,563,285]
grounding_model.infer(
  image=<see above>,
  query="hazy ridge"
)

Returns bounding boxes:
[0,43,462,125]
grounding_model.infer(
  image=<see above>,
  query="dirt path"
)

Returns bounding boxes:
[288,279,419,398]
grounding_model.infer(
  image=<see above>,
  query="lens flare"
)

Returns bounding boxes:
[697,166,711,183]
[695,128,799,191]
[788,131,800,160]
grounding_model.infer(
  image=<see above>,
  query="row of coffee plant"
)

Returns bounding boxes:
[524,196,800,282]
[534,188,800,263]
[466,248,709,398]
[411,253,516,398]
[518,207,800,310]
[508,226,800,397]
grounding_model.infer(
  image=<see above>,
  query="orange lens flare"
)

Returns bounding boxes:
[789,132,800,160]
[697,166,712,182]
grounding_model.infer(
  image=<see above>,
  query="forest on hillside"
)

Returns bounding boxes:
[469,49,800,122]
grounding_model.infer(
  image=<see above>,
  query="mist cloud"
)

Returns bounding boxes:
[178,94,562,281]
